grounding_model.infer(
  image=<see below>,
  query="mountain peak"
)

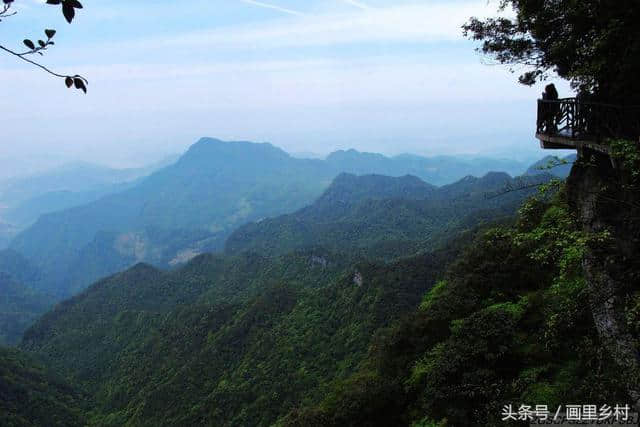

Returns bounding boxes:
[173,138,292,172]
[316,173,435,209]
[183,137,289,160]
[326,149,388,162]
[481,171,512,182]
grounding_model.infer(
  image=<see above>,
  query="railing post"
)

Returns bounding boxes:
[570,100,576,138]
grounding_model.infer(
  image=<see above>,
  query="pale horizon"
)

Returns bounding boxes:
[1,0,573,176]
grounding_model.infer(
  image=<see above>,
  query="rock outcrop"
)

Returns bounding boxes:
[567,148,640,410]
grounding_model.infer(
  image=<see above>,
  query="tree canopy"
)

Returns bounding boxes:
[463,0,640,103]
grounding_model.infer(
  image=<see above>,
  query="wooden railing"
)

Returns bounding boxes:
[537,98,640,142]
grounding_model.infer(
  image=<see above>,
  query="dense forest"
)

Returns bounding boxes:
[0,347,88,426]
[2,142,639,426]
[17,168,533,426]
[0,150,550,347]
[2,0,640,425]
[9,155,639,425]
[284,186,633,426]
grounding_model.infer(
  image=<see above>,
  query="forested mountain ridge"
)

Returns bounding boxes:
[20,249,362,383]
[0,139,555,350]
[0,273,50,346]
[11,153,640,426]
[20,236,469,426]
[282,183,635,426]
[0,250,48,345]
[15,159,556,425]
[7,138,540,299]
[324,149,529,185]
[0,158,176,244]
[19,163,633,426]
[226,171,553,258]
[8,138,333,297]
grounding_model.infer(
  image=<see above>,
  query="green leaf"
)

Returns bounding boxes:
[23,39,35,50]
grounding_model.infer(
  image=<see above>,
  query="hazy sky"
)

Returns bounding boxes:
[1,0,571,172]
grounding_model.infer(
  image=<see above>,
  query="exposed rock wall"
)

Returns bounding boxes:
[567,149,640,410]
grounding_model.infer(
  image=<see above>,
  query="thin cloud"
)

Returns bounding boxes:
[341,0,370,10]
[129,3,497,51]
[239,0,306,17]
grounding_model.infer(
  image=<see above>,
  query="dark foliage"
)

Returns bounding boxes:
[21,241,459,425]
[0,346,88,426]
[0,0,87,92]
[463,0,640,102]
[284,192,631,426]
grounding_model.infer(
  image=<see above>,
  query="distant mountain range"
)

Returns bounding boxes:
[8,139,332,296]
[0,156,178,245]
[0,158,177,209]
[226,171,551,259]
[325,149,529,185]
[525,154,577,178]
[15,166,552,426]
[0,137,566,347]
[1,136,586,425]
[6,138,541,298]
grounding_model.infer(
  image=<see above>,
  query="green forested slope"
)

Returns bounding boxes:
[0,347,87,426]
[0,274,50,346]
[0,249,42,285]
[226,172,552,258]
[16,169,566,426]
[282,189,632,426]
[21,240,463,426]
[9,138,334,297]
[0,251,48,345]
[20,250,358,387]
[7,139,540,299]
[92,251,452,427]
[12,172,637,427]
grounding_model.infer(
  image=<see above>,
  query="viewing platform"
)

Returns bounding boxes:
[536,98,640,155]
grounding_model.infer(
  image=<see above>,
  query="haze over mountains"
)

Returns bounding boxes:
[16,169,549,426]
[5,138,537,293]
[226,172,550,259]
[1,137,616,427]
[0,157,178,246]
[0,137,556,346]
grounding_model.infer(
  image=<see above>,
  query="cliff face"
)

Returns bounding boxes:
[567,149,640,409]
